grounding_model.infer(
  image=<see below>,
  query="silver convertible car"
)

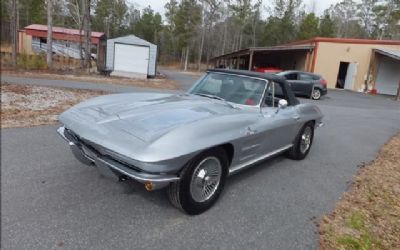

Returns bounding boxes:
[57,69,323,215]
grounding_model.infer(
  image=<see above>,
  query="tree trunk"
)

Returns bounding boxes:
[184,46,189,71]
[221,18,227,55]
[79,23,84,68]
[197,25,206,71]
[180,47,185,69]
[252,14,257,47]
[206,51,210,69]
[238,28,243,50]
[47,0,53,69]
[11,0,17,67]
[83,0,91,72]
[197,1,206,71]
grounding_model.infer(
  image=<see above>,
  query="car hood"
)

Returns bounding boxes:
[60,92,238,142]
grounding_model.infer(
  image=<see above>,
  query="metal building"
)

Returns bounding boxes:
[369,49,400,95]
[212,37,400,95]
[18,24,106,61]
[106,35,157,78]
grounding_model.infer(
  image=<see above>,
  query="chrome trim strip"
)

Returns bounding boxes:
[229,144,293,175]
[57,126,68,141]
[96,157,180,183]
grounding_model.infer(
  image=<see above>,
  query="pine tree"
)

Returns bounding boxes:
[319,12,336,37]
[298,13,319,40]
[174,0,201,70]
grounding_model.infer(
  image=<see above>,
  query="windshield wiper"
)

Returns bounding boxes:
[193,93,236,109]
[194,93,224,101]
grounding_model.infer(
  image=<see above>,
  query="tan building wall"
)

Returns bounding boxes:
[313,42,400,91]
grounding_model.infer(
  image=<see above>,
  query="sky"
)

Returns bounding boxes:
[128,0,345,17]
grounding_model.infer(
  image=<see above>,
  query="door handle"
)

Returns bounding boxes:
[293,115,300,121]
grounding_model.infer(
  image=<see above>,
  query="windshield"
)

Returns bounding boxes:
[189,72,267,106]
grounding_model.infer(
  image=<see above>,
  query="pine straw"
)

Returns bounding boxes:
[319,133,400,250]
[1,82,106,128]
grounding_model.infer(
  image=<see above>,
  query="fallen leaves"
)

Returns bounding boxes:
[2,70,179,90]
[1,82,106,128]
[319,134,400,250]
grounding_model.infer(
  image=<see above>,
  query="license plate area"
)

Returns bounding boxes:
[95,159,119,181]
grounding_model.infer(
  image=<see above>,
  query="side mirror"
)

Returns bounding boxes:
[276,99,288,113]
[278,99,288,109]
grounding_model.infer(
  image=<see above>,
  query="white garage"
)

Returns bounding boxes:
[373,49,400,95]
[106,35,157,78]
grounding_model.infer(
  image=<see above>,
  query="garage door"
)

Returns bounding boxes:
[114,43,149,75]
[375,56,400,95]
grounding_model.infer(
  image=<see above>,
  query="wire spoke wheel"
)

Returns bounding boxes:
[312,89,321,100]
[190,156,222,203]
[300,126,312,154]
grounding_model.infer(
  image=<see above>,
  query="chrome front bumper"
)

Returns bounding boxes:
[57,126,179,190]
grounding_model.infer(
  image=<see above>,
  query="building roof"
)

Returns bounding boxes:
[107,34,156,47]
[212,44,314,60]
[24,24,105,44]
[286,37,400,46]
[25,24,105,37]
[212,37,400,61]
[374,48,400,61]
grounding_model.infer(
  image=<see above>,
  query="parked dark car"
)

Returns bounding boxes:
[277,71,328,100]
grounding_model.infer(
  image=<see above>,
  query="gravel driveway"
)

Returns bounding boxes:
[1,71,400,249]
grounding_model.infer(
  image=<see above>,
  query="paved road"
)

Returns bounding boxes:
[1,75,179,93]
[159,68,200,91]
[2,71,400,249]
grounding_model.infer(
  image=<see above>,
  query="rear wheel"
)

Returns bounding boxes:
[287,122,314,160]
[168,148,228,215]
[311,88,322,100]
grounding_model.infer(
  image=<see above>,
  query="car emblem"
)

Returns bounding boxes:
[245,127,256,135]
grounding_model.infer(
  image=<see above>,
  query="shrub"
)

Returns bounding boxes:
[17,52,47,70]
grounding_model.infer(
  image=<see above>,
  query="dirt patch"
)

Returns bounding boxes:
[1,69,179,90]
[1,82,107,128]
[319,133,400,250]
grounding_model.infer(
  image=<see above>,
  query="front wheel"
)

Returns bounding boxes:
[311,88,322,100]
[168,148,228,215]
[286,122,314,160]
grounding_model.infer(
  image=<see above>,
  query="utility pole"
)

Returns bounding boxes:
[11,0,17,67]
[47,0,53,68]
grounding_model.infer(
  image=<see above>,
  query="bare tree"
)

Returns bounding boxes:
[66,0,84,67]
[221,0,230,55]
[11,0,17,67]
[197,0,206,71]
[47,0,53,68]
[83,0,91,72]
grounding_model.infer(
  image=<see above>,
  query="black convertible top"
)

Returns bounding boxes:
[206,69,300,106]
